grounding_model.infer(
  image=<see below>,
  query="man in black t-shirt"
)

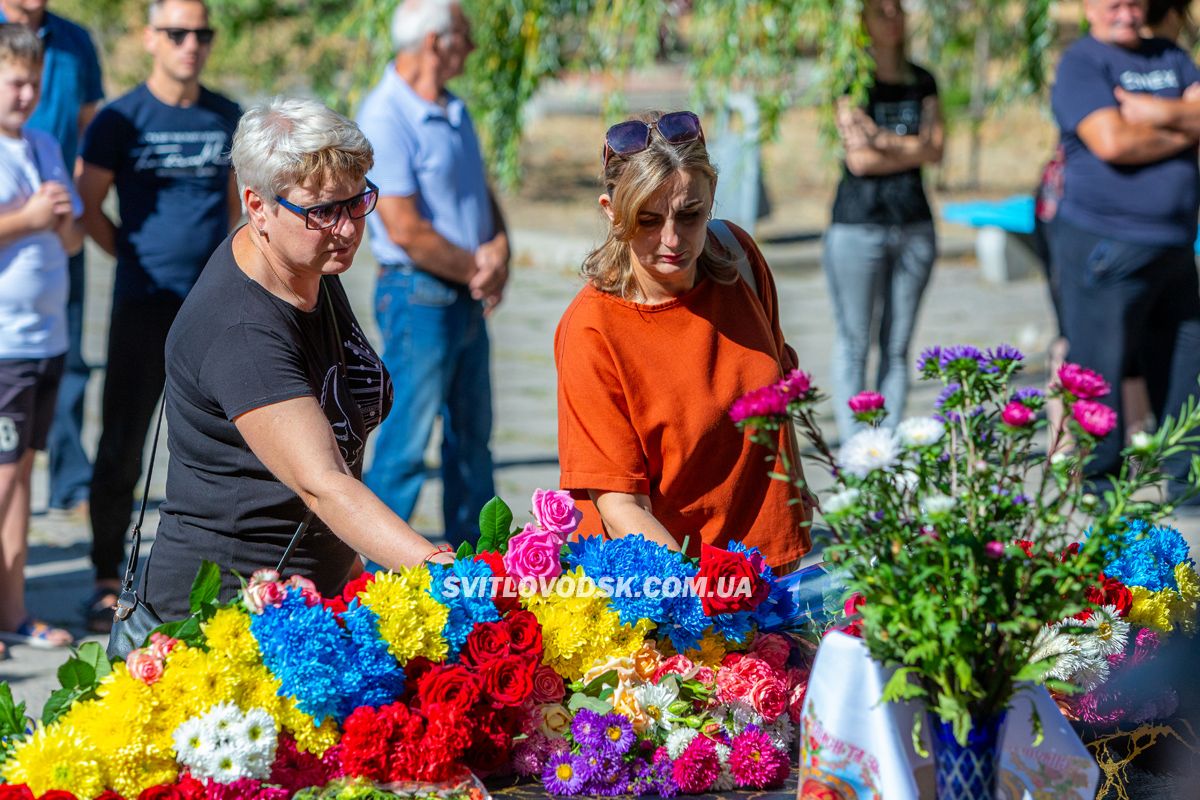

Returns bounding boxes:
[1050,0,1200,495]
[76,0,241,631]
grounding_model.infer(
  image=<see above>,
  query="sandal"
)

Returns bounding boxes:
[84,588,119,634]
[0,618,74,649]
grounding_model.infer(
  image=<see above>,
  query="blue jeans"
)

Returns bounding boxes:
[47,251,92,509]
[823,222,937,438]
[365,266,495,548]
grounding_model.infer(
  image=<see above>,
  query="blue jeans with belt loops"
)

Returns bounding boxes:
[365,265,495,550]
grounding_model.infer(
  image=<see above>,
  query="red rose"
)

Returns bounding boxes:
[173,775,205,800]
[749,677,788,722]
[482,654,535,706]
[462,621,511,667]
[1013,540,1035,558]
[731,654,780,685]
[1103,577,1133,617]
[697,544,769,615]
[0,789,35,800]
[136,787,183,800]
[41,793,82,800]
[504,610,543,658]
[530,664,566,704]
[750,633,792,671]
[464,709,516,777]
[418,664,482,713]
[96,793,127,800]
[402,656,436,702]
[324,570,376,614]
[653,654,698,683]
[474,552,520,614]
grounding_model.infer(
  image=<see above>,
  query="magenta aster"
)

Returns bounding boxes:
[729,728,790,788]
[671,735,721,793]
[729,385,788,424]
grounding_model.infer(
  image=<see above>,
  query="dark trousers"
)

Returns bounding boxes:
[1051,218,1200,485]
[46,251,93,508]
[89,293,183,581]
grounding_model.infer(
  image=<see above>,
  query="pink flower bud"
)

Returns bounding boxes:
[148,632,179,661]
[1001,400,1034,427]
[984,541,1005,559]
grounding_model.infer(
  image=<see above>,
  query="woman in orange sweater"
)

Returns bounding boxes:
[554,110,812,571]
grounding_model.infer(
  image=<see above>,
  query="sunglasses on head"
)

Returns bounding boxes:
[276,180,379,231]
[155,27,216,46]
[602,111,704,167]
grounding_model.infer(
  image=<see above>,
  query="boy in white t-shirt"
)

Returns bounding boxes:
[0,23,84,654]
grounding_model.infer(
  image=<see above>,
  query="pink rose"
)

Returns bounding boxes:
[692,666,717,687]
[1073,400,1117,438]
[730,654,780,686]
[126,648,165,685]
[652,654,698,683]
[243,573,286,614]
[530,664,566,704]
[716,668,752,704]
[749,677,788,722]
[750,633,791,671]
[788,679,808,723]
[1001,400,1034,427]
[531,489,582,536]
[848,391,885,414]
[1057,363,1110,399]
[148,632,179,661]
[502,524,564,581]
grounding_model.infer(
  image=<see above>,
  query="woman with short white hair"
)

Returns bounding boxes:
[138,97,454,622]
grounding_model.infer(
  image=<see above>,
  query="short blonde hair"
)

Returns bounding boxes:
[581,111,733,298]
[0,23,43,69]
[231,97,374,202]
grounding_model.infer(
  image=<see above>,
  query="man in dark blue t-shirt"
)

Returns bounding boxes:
[1050,0,1200,496]
[77,0,241,629]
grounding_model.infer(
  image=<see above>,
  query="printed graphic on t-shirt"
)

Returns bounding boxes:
[343,322,391,432]
[1119,69,1180,92]
[319,365,365,471]
[873,100,922,135]
[132,130,229,178]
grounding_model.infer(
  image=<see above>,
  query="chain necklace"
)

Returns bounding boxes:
[253,231,314,310]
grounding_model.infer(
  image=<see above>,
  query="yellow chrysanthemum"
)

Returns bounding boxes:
[361,567,449,664]
[523,568,652,680]
[100,744,177,799]
[1,724,105,797]
[687,632,728,669]
[203,605,261,666]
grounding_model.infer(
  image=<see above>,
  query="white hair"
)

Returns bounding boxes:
[230,97,374,202]
[148,0,209,26]
[391,0,457,53]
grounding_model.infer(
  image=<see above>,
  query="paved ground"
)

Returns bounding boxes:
[4,216,1198,720]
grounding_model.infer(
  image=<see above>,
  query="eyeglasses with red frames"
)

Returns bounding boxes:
[275,180,379,231]
[601,111,705,167]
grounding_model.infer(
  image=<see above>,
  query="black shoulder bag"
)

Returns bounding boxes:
[106,280,349,661]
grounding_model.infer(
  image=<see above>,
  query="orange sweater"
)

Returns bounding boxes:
[554,224,812,567]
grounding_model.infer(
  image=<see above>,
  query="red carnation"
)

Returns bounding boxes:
[412,703,473,783]
[504,610,543,658]
[324,570,377,614]
[339,707,393,781]
[1014,540,1035,558]
[697,544,769,615]
[462,621,512,668]
[481,654,535,706]
[173,775,204,800]
[1104,576,1133,617]
[464,709,516,777]
[418,664,482,713]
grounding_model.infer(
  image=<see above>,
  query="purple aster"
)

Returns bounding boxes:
[934,383,963,412]
[654,760,680,798]
[582,753,631,797]
[938,345,985,371]
[543,752,588,795]
[916,346,943,373]
[1013,386,1045,408]
[597,712,635,756]
[571,708,607,750]
[987,344,1024,365]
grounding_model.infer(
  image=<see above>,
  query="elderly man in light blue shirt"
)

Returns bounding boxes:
[358,0,509,548]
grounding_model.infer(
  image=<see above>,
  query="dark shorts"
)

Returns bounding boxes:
[0,355,65,464]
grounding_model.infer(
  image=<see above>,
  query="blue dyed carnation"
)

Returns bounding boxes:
[1096,519,1194,592]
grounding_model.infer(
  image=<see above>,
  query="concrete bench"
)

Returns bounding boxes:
[941,195,1042,284]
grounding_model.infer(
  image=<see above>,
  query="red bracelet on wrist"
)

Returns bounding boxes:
[423,543,455,564]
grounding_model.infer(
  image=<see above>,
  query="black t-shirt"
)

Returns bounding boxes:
[830,64,938,226]
[143,232,394,620]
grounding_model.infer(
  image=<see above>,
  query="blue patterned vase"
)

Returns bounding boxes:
[928,710,1008,799]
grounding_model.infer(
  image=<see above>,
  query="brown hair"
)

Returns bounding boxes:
[581,111,735,298]
[0,23,43,69]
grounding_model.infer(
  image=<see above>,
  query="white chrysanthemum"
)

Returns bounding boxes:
[822,487,860,516]
[665,728,699,759]
[712,745,735,791]
[206,750,245,784]
[1071,654,1112,693]
[894,470,919,493]
[920,493,956,517]
[768,715,796,749]
[635,682,679,734]
[728,700,759,731]
[1081,606,1130,660]
[838,428,900,478]
[897,417,945,448]
[172,716,211,765]
[240,707,279,759]
[714,743,731,766]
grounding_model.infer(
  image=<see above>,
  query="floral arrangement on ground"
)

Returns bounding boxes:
[0,491,811,799]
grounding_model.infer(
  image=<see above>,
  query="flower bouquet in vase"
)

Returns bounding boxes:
[732,345,1200,799]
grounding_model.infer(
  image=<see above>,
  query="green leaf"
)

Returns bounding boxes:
[881,668,924,702]
[41,686,86,726]
[477,496,514,553]
[77,641,112,681]
[0,682,28,739]
[567,692,613,714]
[56,658,95,690]
[579,669,618,696]
[1014,658,1058,684]
[455,541,476,559]
[911,714,929,759]
[1029,706,1045,747]
[189,560,222,614]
